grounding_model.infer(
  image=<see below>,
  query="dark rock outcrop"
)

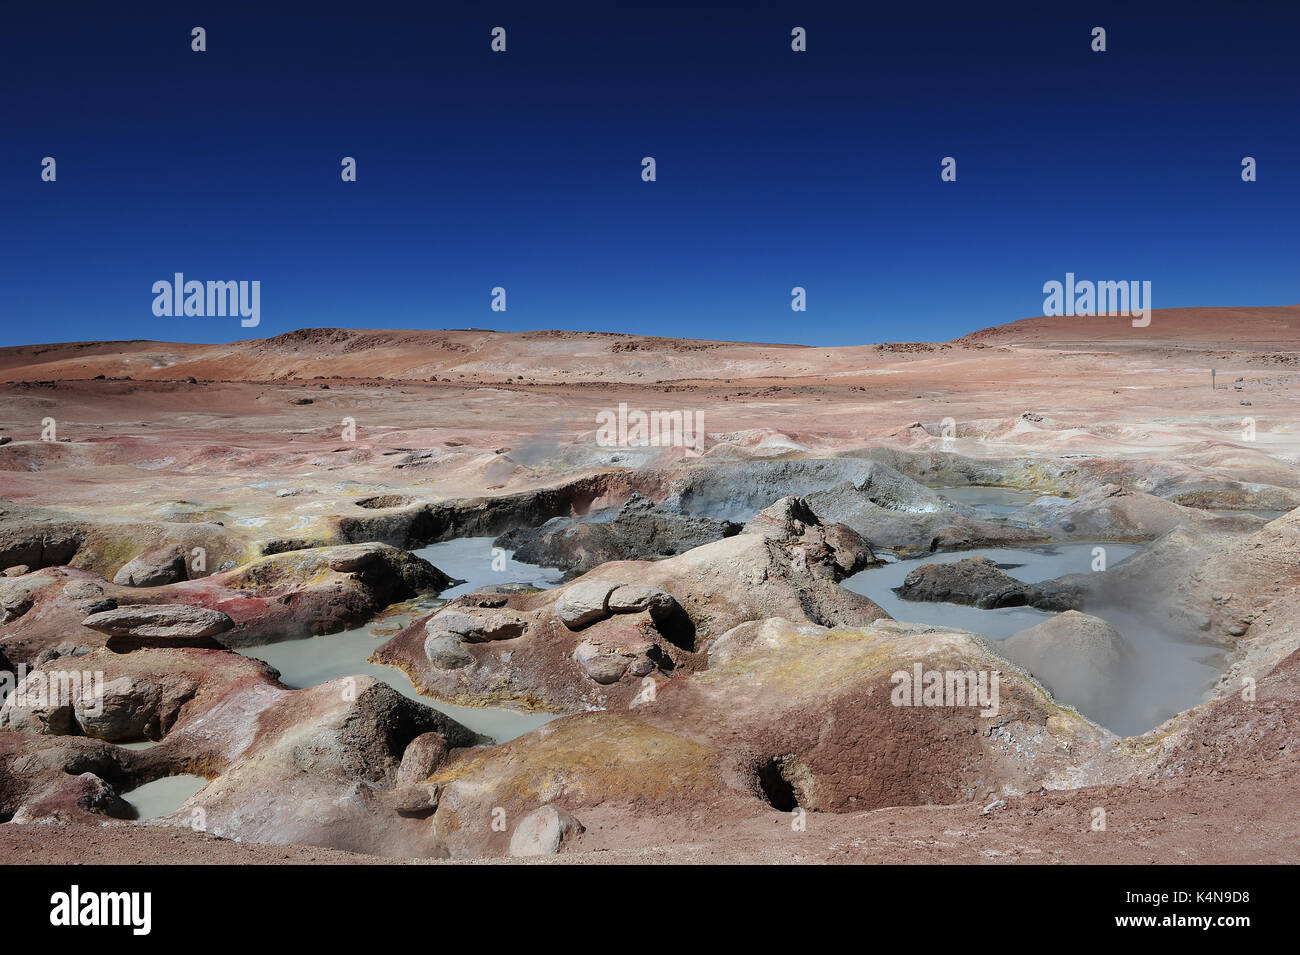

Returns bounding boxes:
[896,556,1084,611]
[494,493,740,574]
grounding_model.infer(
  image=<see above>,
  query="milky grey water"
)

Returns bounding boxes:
[842,543,1138,638]
[117,739,161,751]
[237,538,566,743]
[124,774,208,819]
[1202,508,1288,521]
[933,485,1068,517]
[842,542,1224,735]
[413,536,567,599]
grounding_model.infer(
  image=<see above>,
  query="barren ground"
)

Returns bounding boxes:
[2,305,1298,864]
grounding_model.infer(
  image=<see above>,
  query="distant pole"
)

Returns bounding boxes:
[1212,368,1216,390]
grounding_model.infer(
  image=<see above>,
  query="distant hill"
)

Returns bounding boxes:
[955,305,1300,347]
[1,306,1297,383]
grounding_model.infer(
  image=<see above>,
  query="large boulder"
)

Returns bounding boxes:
[423,632,475,669]
[0,730,137,824]
[75,674,200,742]
[555,579,619,629]
[421,603,532,669]
[394,732,450,788]
[0,669,79,734]
[741,496,878,580]
[425,608,528,643]
[897,556,1028,608]
[508,805,585,857]
[896,556,1083,611]
[607,584,675,618]
[495,493,741,574]
[572,640,636,684]
[113,549,187,587]
[81,605,234,648]
[17,771,134,822]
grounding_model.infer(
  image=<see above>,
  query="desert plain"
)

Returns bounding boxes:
[1,305,1298,864]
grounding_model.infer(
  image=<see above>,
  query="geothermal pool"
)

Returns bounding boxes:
[124,774,209,820]
[234,516,1226,742]
[841,543,1139,637]
[842,542,1224,736]
[238,537,565,743]
[412,537,567,600]
[932,485,1067,517]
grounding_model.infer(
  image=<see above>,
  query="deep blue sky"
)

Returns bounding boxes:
[2,1,1297,347]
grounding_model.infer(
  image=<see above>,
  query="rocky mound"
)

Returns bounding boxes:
[955,304,1300,346]
[1019,484,1216,541]
[0,499,251,582]
[374,498,888,711]
[0,639,482,856]
[153,677,477,857]
[0,501,84,572]
[896,556,1083,611]
[494,492,740,574]
[662,457,1049,555]
[0,542,457,665]
[0,646,275,742]
[421,617,1114,858]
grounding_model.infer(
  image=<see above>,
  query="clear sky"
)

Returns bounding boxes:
[2,0,1296,347]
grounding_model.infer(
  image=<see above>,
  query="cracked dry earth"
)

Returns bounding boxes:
[1,304,1298,864]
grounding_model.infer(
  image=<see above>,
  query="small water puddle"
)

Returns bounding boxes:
[932,485,1068,518]
[1199,508,1288,521]
[412,536,566,598]
[124,775,208,819]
